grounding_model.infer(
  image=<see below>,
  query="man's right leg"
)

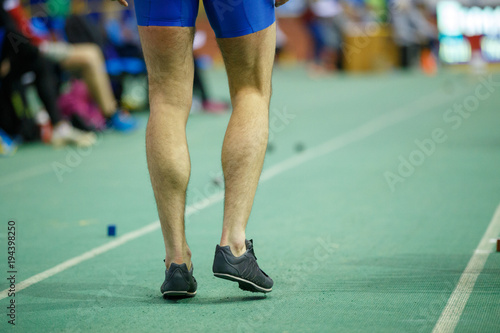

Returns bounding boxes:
[211,23,276,293]
[218,24,277,255]
[138,26,195,269]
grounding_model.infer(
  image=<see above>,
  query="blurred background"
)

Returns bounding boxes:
[1,2,500,331]
[1,0,500,150]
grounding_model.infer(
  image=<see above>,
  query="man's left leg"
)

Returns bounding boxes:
[139,26,197,298]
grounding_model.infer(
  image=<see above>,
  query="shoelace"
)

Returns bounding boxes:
[247,244,270,278]
[247,245,257,261]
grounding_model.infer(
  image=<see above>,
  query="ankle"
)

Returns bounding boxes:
[165,248,192,269]
[221,234,246,257]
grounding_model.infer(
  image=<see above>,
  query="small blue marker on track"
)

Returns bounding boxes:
[108,225,116,237]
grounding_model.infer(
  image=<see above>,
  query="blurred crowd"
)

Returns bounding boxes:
[0,0,140,153]
[285,0,439,75]
[0,0,482,156]
[0,0,229,156]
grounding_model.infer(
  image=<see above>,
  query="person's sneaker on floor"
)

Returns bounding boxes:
[161,262,197,299]
[107,110,138,132]
[0,128,18,157]
[51,121,96,147]
[213,239,273,293]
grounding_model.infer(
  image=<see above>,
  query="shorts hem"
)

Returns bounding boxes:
[215,17,276,39]
[137,20,195,28]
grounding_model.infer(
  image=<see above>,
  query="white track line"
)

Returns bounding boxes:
[432,204,500,333]
[0,164,51,187]
[2,222,160,299]
[261,90,460,182]
[0,89,464,300]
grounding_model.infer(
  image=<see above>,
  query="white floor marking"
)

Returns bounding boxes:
[1,222,159,300]
[432,204,500,333]
[0,88,469,300]
[0,164,51,187]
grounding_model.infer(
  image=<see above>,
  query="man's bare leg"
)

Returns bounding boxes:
[138,26,195,269]
[218,23,276,257]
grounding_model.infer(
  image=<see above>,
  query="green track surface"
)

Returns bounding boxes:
[1,67,499,332]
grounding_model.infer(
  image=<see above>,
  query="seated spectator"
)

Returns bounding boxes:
[303,0,346,75]
[4,0,137,132]
[390,0,437,70]
[192,31,230,113]
[0,2,96,150]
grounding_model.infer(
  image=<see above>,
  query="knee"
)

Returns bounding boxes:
[148,74,193,110]
[228,69,272,102]
[78,44,105,70]
[230,81,272,105]
[85,44,104,62]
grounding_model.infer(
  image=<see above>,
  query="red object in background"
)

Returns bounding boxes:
[497,239,500,252]
[464,35,482,52]
[420,49,437,76]
[39,123,52,144]
[7,3,44,46]
[202,100,230,114]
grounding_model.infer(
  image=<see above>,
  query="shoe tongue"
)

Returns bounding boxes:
[245,239,256,260]
[245,239,253,248]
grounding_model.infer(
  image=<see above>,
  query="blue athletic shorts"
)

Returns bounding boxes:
[134,0,275,38]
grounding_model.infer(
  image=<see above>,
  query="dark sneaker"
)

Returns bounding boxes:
[161,263,197,298]
[212,239,273,293]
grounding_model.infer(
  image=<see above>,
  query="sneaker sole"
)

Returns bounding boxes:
[51,138,94,148]
[213,273,272,293]
[162,290,197,299]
